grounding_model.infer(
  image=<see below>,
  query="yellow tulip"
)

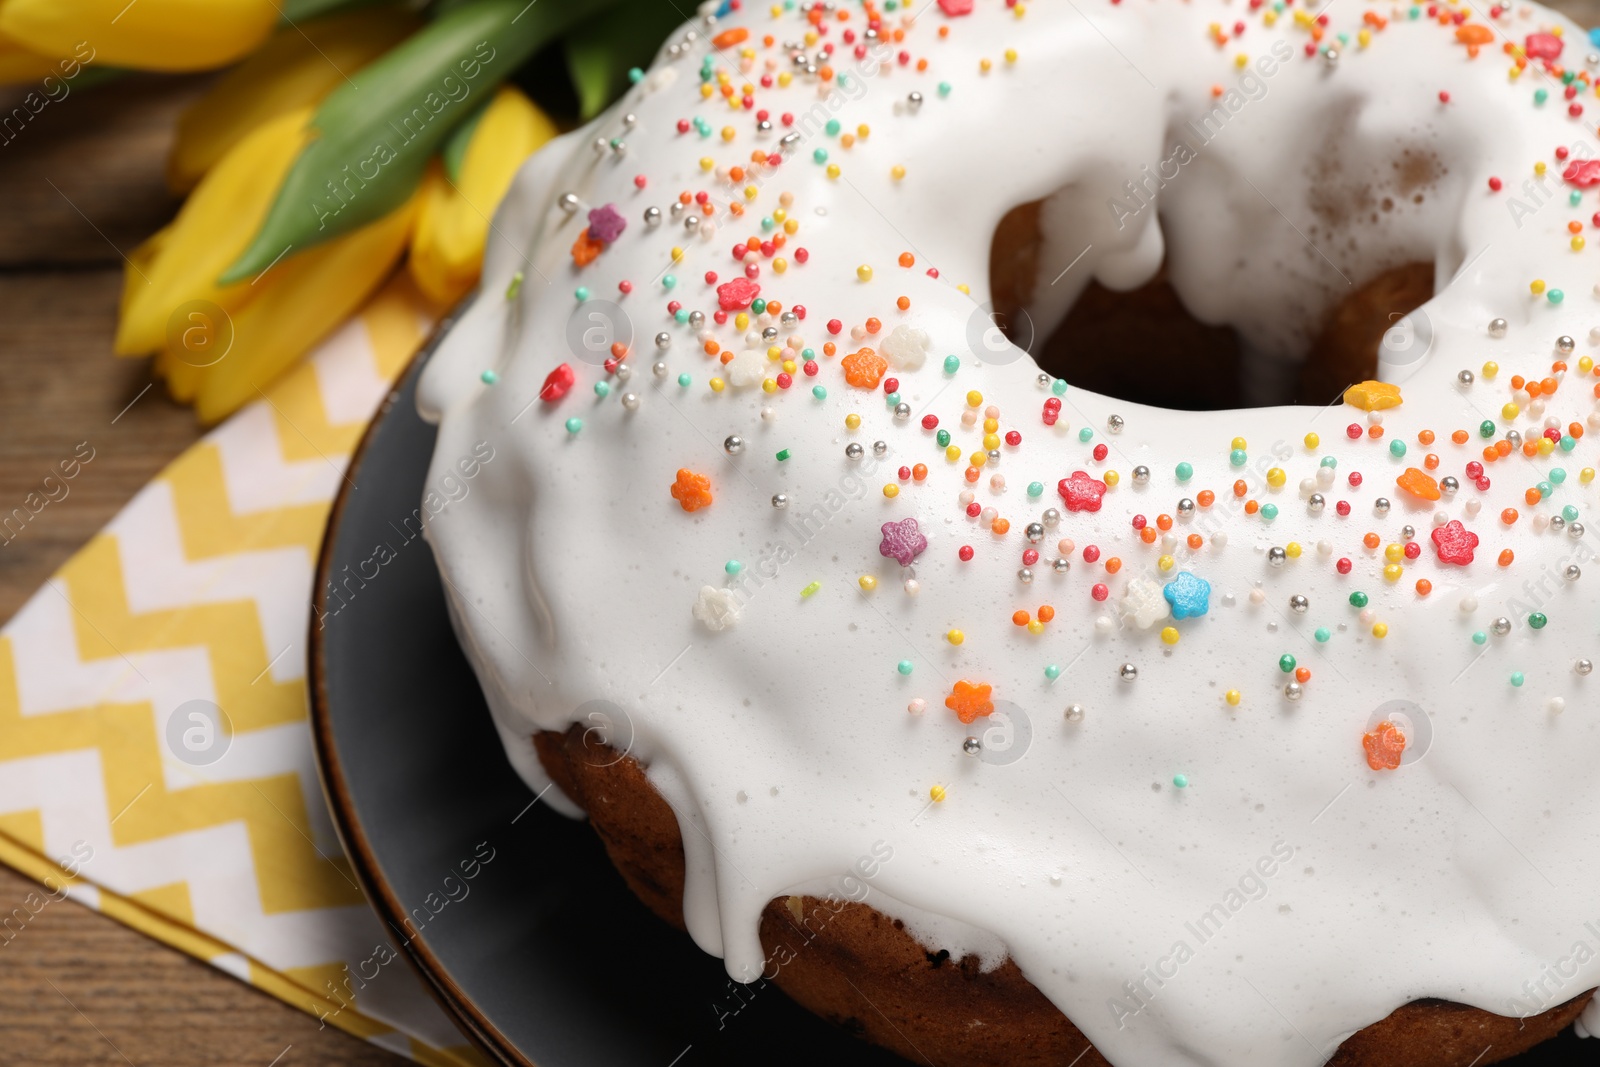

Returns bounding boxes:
[194,193,419,423]
[0,29,58,84]
[408,86,556,306]
[0,0,277,72]
[117,106,312,357]
[167,8,420,192]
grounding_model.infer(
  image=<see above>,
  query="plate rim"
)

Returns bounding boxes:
[306,325,536,1067]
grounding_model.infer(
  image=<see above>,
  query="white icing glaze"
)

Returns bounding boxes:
[416,2,1600,1062]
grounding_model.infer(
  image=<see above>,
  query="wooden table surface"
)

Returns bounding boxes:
[6,7,1600,1065]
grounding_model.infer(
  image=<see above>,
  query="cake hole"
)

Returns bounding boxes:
[987,199,1434,410]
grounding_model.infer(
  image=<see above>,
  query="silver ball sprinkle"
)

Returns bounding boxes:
[1025,522,1045,543]
[1566,564,1582,581]
[771,493,789,509]
[1571,522,1586,539]
[1177,498,1196,517]
[644,206,662,225]
[724,435,745,454]
[1268,546,1288,566]
[684,214,701,231]
[1553,515,1567,532]
[688,310,705,329]
[987,448,1002,464]
[1505,430,1522,449]
[1036,372,1053,389]
[1401,524,1416,541]
[845,442,864,460]
[654,331,672,350]
[1374,497,1391,515]
[1064,704,1085,723]
[1557,335,1576,355]
[621,112,638,129]
[1308,493,1326,512]
[962,736,982,756]
[1440,476,1459,494]
[620,392,640,411]
[1489,317,1508,338]
[894,402,912,420]
[614,363,632,382]
[761,326,779,342]
[1119,663,1138,682]
[1107,414,1125,434]
[1577,658,1594,676]
[1052,557,1071,573]
[1323,46,1340,69]
[1290,594,1310,613]
[1018,567,1034,584]
[1132,465,1151,484]
[780,311,799,329]
[652,360,669,378]
[1457,369,1475,386]
[1284,681,1304,701]
[557,191,580,211]
[1041,508,1061,527]
[1492,616,1513,636]
[872,440,888,456]
[670,200,686,218]
[907,90,924,110]
[755,120,772,134]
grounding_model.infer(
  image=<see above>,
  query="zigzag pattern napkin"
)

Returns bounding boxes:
[0,275,484,1066]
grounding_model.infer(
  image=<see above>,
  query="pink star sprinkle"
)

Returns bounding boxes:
[1431,520,1479,565]
[1058,471,1107,513]
[879,517,928,566]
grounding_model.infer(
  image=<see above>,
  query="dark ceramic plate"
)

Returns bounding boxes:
[307,334,1587,1067]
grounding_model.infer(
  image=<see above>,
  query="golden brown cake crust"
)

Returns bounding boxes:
[535,724,1593,1067]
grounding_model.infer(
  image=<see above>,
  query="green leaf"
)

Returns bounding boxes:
[223,0,605,284]
[278,0,391,22]
[440,90,493,182]
[564,0,683,121]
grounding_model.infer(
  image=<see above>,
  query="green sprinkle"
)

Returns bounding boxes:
[663,274,677,290]
[1230,449,1248,467]
[725,560,743,575]
[1349,591,1369,608]
[751,297,766,314]
[1279,654,1297,673]
[936,429,951,447]
[505,271,524,300]
[1044,664,1061,680]
[565,417,583,434]
[1027,481,1044,498]
[1472,631,1487,645]
[1535,87,1550,105]
[776,448,792,461]
[1510,671,1525,687]
[1548,289,1565,304]
[1078,428,1094,443]
[896,659,914,675]
[1571,190,1584,208]
[1320,455,1338,468]
[1551,468,1568,484]
[1560,435,1577,452]
[628,67,644,83]
[674,308,690,323]
[801,581,822,599]
[1563,504,1580,522]
[1389,439,1407,458]
[1260,503,1279,521]
[1314,627,1331,642]
[1172,774,1189,789]
[885,391,901,406]
[812,385,827,400]
[594,381,610,397]
[1051,378,1068,396]
[943,354,960,373]
[480,370,498,385]
[937,81,952,97]
[1529,612,1548,629]
[1538,481,1554,498]
[825,118,841,136]
[813,148,828,163]
[678,373,692,387]
[574,286,590,302]
[1176,462,1193,481]
[1479,420,1496,438]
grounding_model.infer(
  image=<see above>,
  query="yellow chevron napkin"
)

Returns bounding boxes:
[0,274,486,1066]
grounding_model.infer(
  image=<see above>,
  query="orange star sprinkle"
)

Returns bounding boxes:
[670,468,713,512]
[945,680,995,724]
[1362,720,1406,771]
[1395,467,1440,501]
[841,346,888,388]
[571,228,604,267]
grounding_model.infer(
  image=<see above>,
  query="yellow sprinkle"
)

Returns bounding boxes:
[946,628,964,644]
[1501,402,1520,420]
[859,576,878,592]
[1285,542,1302,559]
[891,164,906,180]
[969,451,987,468]
[1482,360,1499,379]
[1103,470,1119,488]
[766,346,783,361]
[1533,162,1547,177]
[1263,9,1277,25]
[1235,53,1249,68]
[1384,543,1403,562]
[762,378,777,393]
[857,124,870,138]
[772,208,787,223]
[1383,563,1403,582]
[966,390,984,407]
[883,483,899,498]
[845,413,861,429]
[1303,432,1319,449]
[1356,27,1371,47]
[773,257,788,273]
[1231,436,1248,450]
[1580,356,1594,374]
[1160,626,1180,645]
[1372,622,1389,638]
[1582,467,1596,485]
[699,156,715,171]
[670,246,685,262]
[1530,278,1546,294]
[1004,48,1018,63]
[982,433,1001,450]
[1574,236,1587,252]
[956,283,970,295]
[826,163,841,179]
[709,377,726,392]
[945,444,962,461]
[980,57,993,72]
[777,70,792,87]
[1537,437,1555,456]
[1266,467,1286,488]
[983,417,999,433]
[857,264,874,281]
[930,784,947,802]
[744,184,759,201]
[721,126,736,142]
[783,218,798,234]
[1026,620,1044,635]
[781,359,797,374]
[1014,2,1026,16]
[1343,379,1403,411]
[1158,554,1175,572]
[700,83,714,98]
[734,312,750,330]
[1225,689,1241,706]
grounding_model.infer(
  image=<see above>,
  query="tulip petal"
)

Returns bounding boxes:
[0,0,278,72]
